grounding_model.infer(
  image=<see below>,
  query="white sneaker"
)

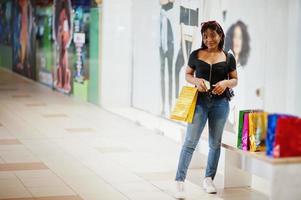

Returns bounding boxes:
[175,181,186,199]
[203,177,217,194]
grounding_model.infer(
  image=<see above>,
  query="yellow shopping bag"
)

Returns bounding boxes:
[170,86,198,123]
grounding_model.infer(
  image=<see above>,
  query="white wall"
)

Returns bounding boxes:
[131,0,161,114]
[286,0,300,116]
[263,0,300,116]
[263,0,288,113]
[224,0,267,110]
[100,0,301,118]
[100,0,132,108]
[296,0,301,116]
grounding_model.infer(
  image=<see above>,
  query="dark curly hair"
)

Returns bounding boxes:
[200,20,225,51]
[224,20,250,67]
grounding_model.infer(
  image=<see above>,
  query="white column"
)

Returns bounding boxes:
[285,0,300,116]
[296,0,301,116]
[100,0,133,108]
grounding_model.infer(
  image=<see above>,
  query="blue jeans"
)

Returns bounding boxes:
[175,96,229,181]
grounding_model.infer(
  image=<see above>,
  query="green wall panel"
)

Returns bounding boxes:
[0,45,12,70]
[88,7,100,105]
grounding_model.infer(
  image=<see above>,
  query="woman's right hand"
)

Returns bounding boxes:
[194,78,208,92]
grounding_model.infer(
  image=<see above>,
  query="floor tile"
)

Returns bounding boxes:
[27,186,76,197]
[0,163,48,171]
[0,139,22,145]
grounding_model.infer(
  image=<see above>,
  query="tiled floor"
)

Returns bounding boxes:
[0,69,268,199]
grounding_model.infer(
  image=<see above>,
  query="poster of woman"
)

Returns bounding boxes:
[224,20,251,132]
[222,0,266,134]
[12,0,35,79]
[53,0,73,93]
[159,0,175,116]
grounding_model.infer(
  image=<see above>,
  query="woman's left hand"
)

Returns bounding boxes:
[212,80,229,95]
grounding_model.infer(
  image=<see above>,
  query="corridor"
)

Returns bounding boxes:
[0,69,268,199]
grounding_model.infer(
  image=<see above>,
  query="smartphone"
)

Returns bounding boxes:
[203,80,210,90]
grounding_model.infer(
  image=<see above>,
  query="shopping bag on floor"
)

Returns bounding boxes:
[170,86,198,123]
[273,117,301,158]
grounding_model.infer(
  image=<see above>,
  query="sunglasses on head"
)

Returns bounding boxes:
[201,20,218,26]
[201,20,223,32]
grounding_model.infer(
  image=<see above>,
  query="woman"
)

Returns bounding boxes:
[53,0,72,93]
[175,21,238,198]
[225,20,250,68]
[14,0,34,79]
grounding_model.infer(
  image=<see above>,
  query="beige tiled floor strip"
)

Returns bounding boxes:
[0,196,82,200]
[0,163,48,171]
[0,139,22,145]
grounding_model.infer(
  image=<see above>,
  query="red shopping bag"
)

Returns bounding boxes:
[273,117,301,158]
